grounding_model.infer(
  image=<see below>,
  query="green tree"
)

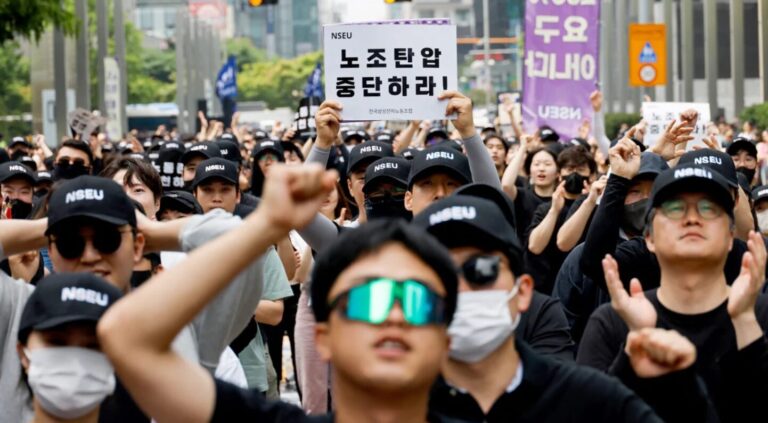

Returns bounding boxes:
[238,51,322,109]
[0,0,78,44]
[225,37,266,70]
[0,41,31,135]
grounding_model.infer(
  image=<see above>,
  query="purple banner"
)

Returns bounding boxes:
[522,0,600,140]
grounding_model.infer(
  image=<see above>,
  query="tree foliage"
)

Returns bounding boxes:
[238,51,323,109]
[740,103,768,131]
[225,37,266,70]
[0,0,78,44]
[0,41,31,135]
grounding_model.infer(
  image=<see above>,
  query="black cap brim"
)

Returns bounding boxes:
[46,213,132,235]
[409,166,470,188]
[363,175,408,194]
[192,174,238,190]
[651,177,735,218]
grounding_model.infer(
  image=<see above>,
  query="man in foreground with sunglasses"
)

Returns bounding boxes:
[0,174,277,422]
[414,194,703,422]
[577,164,768,422]
[98,165,460,422]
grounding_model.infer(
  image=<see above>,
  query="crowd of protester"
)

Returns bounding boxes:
[0,88,766,422]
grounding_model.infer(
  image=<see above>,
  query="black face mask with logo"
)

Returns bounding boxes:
[364,195,412,221]
[564,172,586,195]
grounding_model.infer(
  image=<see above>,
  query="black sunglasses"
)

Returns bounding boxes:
[460,255,501,286]
[55,158,89,169]
[50,227,133,259]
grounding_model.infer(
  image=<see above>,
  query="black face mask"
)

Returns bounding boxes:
[53,163,89,180]
[9,199,32,219]
[182,179,194,192]
[364,195,412,221]
[737,167,756,184]
[130,270,152,288]
[621,198,649,237]
[564,172,586,195]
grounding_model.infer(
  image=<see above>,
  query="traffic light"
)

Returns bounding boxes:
[249,0,278,6]
[384,0,411,3]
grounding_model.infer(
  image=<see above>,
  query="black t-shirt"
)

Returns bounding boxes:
[577,289,768,422]
[213,380,332,422]
[429,340,662,422]
[513,186,550,243]
[523,197,578,295]
[213,379,444,422]
[516,291,575,360]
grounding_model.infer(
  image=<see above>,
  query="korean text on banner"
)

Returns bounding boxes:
[104,57,124,140]
[642,102,711,150]
[522,0,600,140]
[324,19,458,122]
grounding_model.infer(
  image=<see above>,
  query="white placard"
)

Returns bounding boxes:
[324,20,458,121]
[642,102,710,150]
[104,57,124,140]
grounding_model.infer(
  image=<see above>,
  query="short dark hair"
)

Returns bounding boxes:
[523,147,558,176]
[57,139,94,166]
[483,134,509,154]
[100,157,163,202]
[310,219,458,324]
[557,145,597,175]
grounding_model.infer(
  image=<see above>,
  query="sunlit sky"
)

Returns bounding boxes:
[339,0,387,22]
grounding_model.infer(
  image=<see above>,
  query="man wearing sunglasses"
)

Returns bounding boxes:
[53,139,94,180]
[578,164,768,422]
[414,194,701,422]
[0,174,277,422]
[96,165,457,423]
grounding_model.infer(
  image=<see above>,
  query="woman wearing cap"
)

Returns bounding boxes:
[17,273,122,423]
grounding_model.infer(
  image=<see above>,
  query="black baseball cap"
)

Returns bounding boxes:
[217,140,242,164]
[426,127,449,144]
[18,272,122,343]
[191,158,239,189]
[454,183,516,229]
[539,127,560,143]
[9,136,32,149]
[408,146,471,188]
[363,157,410,194]
[752,185,768,203]
[374,130,394,144]
[159,190,202,215]
[46,176,137,235]
[648,164,735,220]
[0,161,36,185]
[219,133,236,142]
[635,152,669,180]
[347,141,394,174]
[180,141,221,165]
[36,170,53,184]
[677,149,738,188]
[726,137,758,159]
[399,147,418,160]
[252,129,270,141]
[251,140,284,161]
[343,129,369,144]
[412,195,524,275]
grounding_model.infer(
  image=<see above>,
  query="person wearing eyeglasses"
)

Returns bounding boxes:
[578,164,768,422]
[96,165,457,423]
[413,194,705,422]
[53,140,94,180]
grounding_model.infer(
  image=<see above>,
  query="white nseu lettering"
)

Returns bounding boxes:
[425,151,454,160]
[64,189,105,204]
[538,105,582,120]
[205,164,226,172]
[8,165,26,173]
[191,145,207,152]
[759,190,768,198]
[374,162,398,172]
[61,287,109,307]
[262,141,275,148]
[428,206,477,226]
[673,168,712,179]
[693,156,722,166]
[360,146,382,154]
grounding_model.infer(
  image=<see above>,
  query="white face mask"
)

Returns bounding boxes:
[26,346,116,419]
[757,210,768,235]
[447,282,521,363]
